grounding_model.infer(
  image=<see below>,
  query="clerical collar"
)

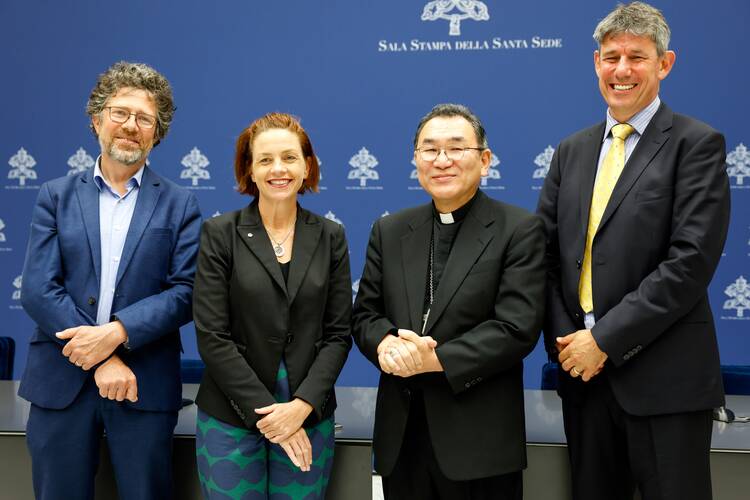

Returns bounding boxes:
[439,212,455,224]
[432,191,478,225]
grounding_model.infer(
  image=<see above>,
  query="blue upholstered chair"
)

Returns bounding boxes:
[721,365,750,396]
[180,358,205,384]
[0,336,15,380]
[541,362,559,391]
[541,362,750,396]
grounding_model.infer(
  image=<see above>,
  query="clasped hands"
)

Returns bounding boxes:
[57,321,137,402]
[255,398,314,472]
[556,329,607,382]
[57,321,128,370]
[377,329,442,377]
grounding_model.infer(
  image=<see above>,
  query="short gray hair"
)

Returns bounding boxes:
[413,103,488,149]
[593,2,671,57]
[86,61,175,147]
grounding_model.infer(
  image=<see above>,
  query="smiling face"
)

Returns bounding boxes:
[250,128,310,205]
[414,115,490,213]
[92,87,157,167]
[594,32,675,122]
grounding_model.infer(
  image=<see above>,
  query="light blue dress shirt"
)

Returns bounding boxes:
[595,95,661,180]
[585,96,661,329]
[93,158,144,326]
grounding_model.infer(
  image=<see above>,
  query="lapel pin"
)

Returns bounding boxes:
[247,232,253,238]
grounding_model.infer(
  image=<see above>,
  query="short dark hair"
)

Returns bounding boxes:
[234,112,320,197]
[86,61,175,147]
[413,103,488,149]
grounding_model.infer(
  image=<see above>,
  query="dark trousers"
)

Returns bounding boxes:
[562,375,713,500]
[383,394,522,500]
[26,377,178,500]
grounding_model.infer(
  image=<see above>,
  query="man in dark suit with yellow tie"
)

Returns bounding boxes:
[353,103,546,500]
[536,3,730,499]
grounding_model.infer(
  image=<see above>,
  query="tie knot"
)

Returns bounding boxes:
[612,123,635,141]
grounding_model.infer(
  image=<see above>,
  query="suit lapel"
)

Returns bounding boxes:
[116,167,161,287]
[400,205,432,333]
[76,172,102,287]
[578,123,607,240]
[236,201,288,296]
[286,208,323,305]
[597,104,672,232]
[423,192,493,335]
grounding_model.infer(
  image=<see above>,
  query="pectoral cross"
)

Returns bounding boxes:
[421,309,430,335]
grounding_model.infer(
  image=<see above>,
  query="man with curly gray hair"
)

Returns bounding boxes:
[19,61,201,499]
[86,61,176,148]
[537,3,729,499]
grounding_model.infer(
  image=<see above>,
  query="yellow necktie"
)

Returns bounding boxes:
[579,123,635,313]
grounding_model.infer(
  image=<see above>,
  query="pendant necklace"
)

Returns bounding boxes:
[267,224,294,257]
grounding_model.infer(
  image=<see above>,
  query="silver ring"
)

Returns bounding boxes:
[390,348,399,358]
[572,368,581,376]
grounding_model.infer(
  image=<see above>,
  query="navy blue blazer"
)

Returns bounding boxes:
[537,103,730,415]
[18,167,202,412]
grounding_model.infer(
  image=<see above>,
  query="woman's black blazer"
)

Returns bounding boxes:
[193,200,352,428]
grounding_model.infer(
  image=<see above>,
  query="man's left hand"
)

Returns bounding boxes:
[557,329,607,382]
[94,354,138,402]
[254,398,313,443]
[387,330,442,378]
[57,321,128,370]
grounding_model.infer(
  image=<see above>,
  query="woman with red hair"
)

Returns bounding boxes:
[192,113,352,499]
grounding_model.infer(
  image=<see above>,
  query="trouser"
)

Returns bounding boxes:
[383,394,522,500]
[562,375,713,500]
[26,377,178,500]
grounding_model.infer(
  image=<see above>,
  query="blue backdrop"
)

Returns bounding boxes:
[1,1,748,388]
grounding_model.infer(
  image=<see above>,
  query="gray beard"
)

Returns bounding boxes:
[101,137,147,166]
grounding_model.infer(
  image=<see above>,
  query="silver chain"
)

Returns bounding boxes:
[422,232,434,335]
[267,224,294,257]
[428,234,434,305]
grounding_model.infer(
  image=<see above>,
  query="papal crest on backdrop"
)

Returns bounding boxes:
[421,0,490,36]
[722,276,750,320]
[6,148,39,189]
[67,148,94,176]
[727,143,750,188]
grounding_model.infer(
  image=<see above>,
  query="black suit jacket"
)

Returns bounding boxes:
[353,190,546,480]
[537,103,730,415]
[193,201,352,429]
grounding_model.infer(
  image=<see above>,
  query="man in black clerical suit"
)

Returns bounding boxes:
[536,3,730,500]
[353,104,545,500]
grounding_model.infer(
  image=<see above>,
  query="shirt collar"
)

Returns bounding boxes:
[93,156,145,194]
[432,190,478,225]
[603,95,661,142]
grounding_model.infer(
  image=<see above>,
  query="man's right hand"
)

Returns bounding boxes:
[376,329,437,376]
[94,354,138,402]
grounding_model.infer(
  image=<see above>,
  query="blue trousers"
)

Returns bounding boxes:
[26,377,178,500]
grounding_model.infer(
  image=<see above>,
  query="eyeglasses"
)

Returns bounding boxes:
[415,146,484,162]
[104,106,157,129]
